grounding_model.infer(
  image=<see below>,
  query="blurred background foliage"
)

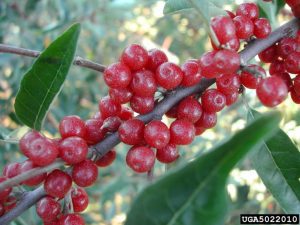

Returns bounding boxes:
[0,0,299,224]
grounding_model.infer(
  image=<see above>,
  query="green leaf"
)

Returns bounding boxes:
[248,110,300,213]
[14,23,80,130]
[125,112,281,225]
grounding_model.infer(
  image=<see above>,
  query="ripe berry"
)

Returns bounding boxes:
[256,76,288,107]
[156,144,179,164]
[95,150,116,167]
[118,119,145,145]
[104,62,132,88]
[58,214,85,225]
[201,89,226,113]
[19,131,43,157]
[269,59,286,75]
[272,72,293,90]
[146,48,168,71]
[59,137,88,164]
[292,4,300,18]
[109,87,132,104]
[285,52,300,74]
[170,119,195,145]
[293,75,300,95]
[155,62,183,90]
[59,115,86,139]
[99,96,121,119]
[119,106,134,121]
[101,116,122,133]
[71,187,89,213]
[177,97,203,123]
[36,196,61,222]
[26,137,59,166]
[236,3,259,20]
[214,50,240,74]
[72,159,98,187]
[216,73,240,94]
[126,146,155,173]
[233,15,254,40]
[253,18,271,39]
[44,170,72,198]
[199,51,218,78]
[144,120,170,149]
[195,111,217,129]
[3,162,21,178]
[210,15,236,45]
[84,119,105,145]
[291,88,300,104]
[0,177,12,202]
[258,45,278,63]
[277,37,298,59]
[225,91,239,106]
[240,65,265,89]
[121,44,148,71]
[181,59,202,87]
[131,70,157,97]
[286,0,299,7]
[130,95,154,114]
[20,160,46,186]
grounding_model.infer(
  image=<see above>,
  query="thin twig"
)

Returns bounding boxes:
[0,44,106,73]
[0,18,299,225]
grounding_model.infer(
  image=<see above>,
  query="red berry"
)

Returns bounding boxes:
[109,87,132,104]
[272,72,293,91]
[58,214,85,225]
[225,91,239,106]
[292,4,300,18]
[285,51,300,74]
[155,62,183,90]
[84,119,105,145]
[104,62,132,88]
[199,51,218,78]
[270,59,286,75]
[3,162,21,178]
[293,75,300,95]
[121,44,148,71]
[256,76,288,107]
[144,120,170,149]
[236,3,259,20]
[59,115,86,139]
[225,36,240,52]
[156,144,179,164]
[170,119,195,145]
[20,160,46,186]
[181,60,202,87]
[131,70,157,97]
[19,131,43,157]
[233,15,254,40]
[0,177,12,202]
[201,89,226,113]
[4,195,17,212]
[216,73,241,94]
[277,37,298,59]
[146,48,168,71]
[99,96,121,119]
[286,0,299,7]
[71,187,89,213]
[95,150,116,167]
[253,18,271,39]
[26,137,59,166]
[0,203,4,217]
[36,196,61,222]
[210,16,236,46]
[44,170,72,198]
[291,88,300,104]
[240,65,265,89]
[118,119,145,145]
[258,45,278,63]
[126,146,155,173]
[119,106,134,121]
[130,95,154,115]
[214,50,240,74]
[72,159,98,187]
[226,10,235,19]
[59,137,88,164]
[101,116,122,133]
[177,98,203,123]
[166,105,178,118]
[195,111,217,129]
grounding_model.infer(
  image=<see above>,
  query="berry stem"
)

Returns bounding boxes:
[0,18,299,225]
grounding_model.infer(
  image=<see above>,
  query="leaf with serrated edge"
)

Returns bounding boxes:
[14,23,81,130]
[248,110,300,213]
[125,112,280,225]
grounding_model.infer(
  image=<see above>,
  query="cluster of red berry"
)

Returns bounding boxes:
[0,1,298,224]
